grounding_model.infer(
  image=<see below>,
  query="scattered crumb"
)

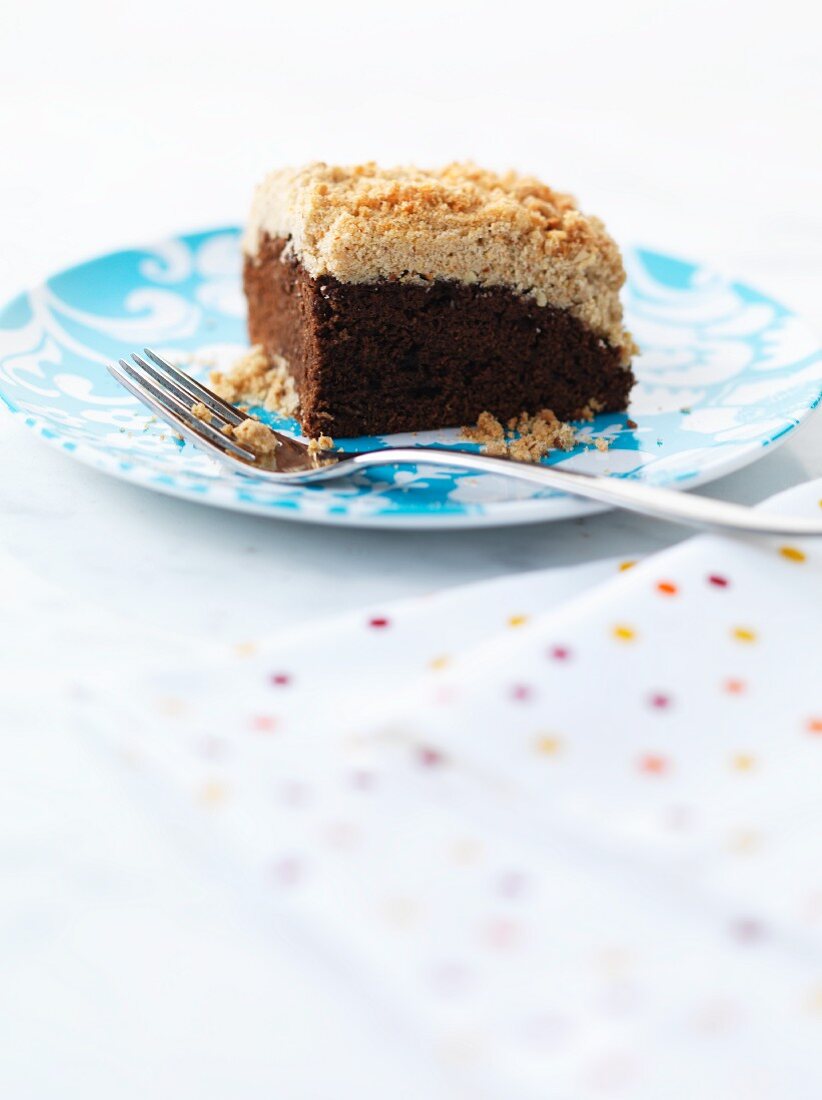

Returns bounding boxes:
[461,405,612,463]
[233,417,278,457]
[210,345,300,418]
[191,402,212,424]
[307,434,334,454]
[626,418,638,430]
[463,410,506,444]
[578,398,605,422]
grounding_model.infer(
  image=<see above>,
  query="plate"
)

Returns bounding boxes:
[1,227,820,528]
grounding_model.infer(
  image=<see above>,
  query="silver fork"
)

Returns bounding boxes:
[108,349,822,537]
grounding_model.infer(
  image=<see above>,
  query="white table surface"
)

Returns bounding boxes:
[0,0,820,1094]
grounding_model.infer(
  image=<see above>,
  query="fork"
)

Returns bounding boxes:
[108,350,822,537]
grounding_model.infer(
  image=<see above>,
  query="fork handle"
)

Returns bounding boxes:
[348,448,822,537]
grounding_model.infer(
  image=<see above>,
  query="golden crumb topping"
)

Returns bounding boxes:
[244,161,634,360]
[232,417,278,457]
[210,345,299,418]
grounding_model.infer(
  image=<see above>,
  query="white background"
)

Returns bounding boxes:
[0,1,820,1095]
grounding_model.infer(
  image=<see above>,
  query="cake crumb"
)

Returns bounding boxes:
[210,345,300,418]
[233,417,278,457]
[307,434,335,454]
[461,405,611,463]
[191,402,212,424]
[578,398,605,422]
[462,411,506,444]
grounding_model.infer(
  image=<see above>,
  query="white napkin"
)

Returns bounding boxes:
[79,479,822,1099]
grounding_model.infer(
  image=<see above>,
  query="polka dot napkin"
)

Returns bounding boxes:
[85,479,822,1099]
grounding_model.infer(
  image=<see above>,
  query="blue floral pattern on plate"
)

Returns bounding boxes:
[0,227,820,528]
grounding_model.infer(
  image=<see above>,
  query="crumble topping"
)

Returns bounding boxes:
[244,161,635,362]
[232,417,278,457]
[210,344,299,418]
[461,408,612,464]
[189,393,277,458]
[307,435,334,454]
[208,347,334,454]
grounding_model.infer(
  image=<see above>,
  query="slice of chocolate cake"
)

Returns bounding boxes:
[229,162,636,438]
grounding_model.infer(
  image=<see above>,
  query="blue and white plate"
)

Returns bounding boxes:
[1,227,820,528]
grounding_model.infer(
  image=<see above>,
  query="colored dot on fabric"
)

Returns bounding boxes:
[548,645,571,661]
[483,917,520,950]
[802,893,822,923]
[619,560,636,572]
[732,753,756,772]
[692,999,741,1036]
[779,545,807,563]
[508,614,529,628]
[269,672,291,687]
[708,574,730,588]
[418,745,446,767]
[271,856,303,887]
[520,1011,573,1049]
[497,870,528,899]
[451,838,484,865]
[278,781,308,807]
[156,696,185,717]
[613,624,637,642]
[382,896,420,928]
[664,805,693,831]
[724,678,747,695]
[251,714,277,732]
[325,821,360,850]
[433,684,457,705]
[234,641,257,657]
[429,961,472,995]
[728,829,760,855]
[656,581,678,596]
[351,769,376,791]
[806,717,822,735]
[729,917,766,944]
[535,734,563,756]
[639,753,669,775]
[510,684,534,702]
[429,655,450,671]
[804,986,822,1016]
[453,840,486,866]
[732,627,757,644]
[198,780,227,807]
[198,735,227,760]
[368,616,390,629]
[648,692,672,710]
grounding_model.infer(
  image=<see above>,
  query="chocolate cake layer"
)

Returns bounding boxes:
[245,235,634,439]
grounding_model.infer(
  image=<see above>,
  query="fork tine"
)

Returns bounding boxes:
[115,358,257,461]
[128,352,236,427]
[142,347,247,426]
